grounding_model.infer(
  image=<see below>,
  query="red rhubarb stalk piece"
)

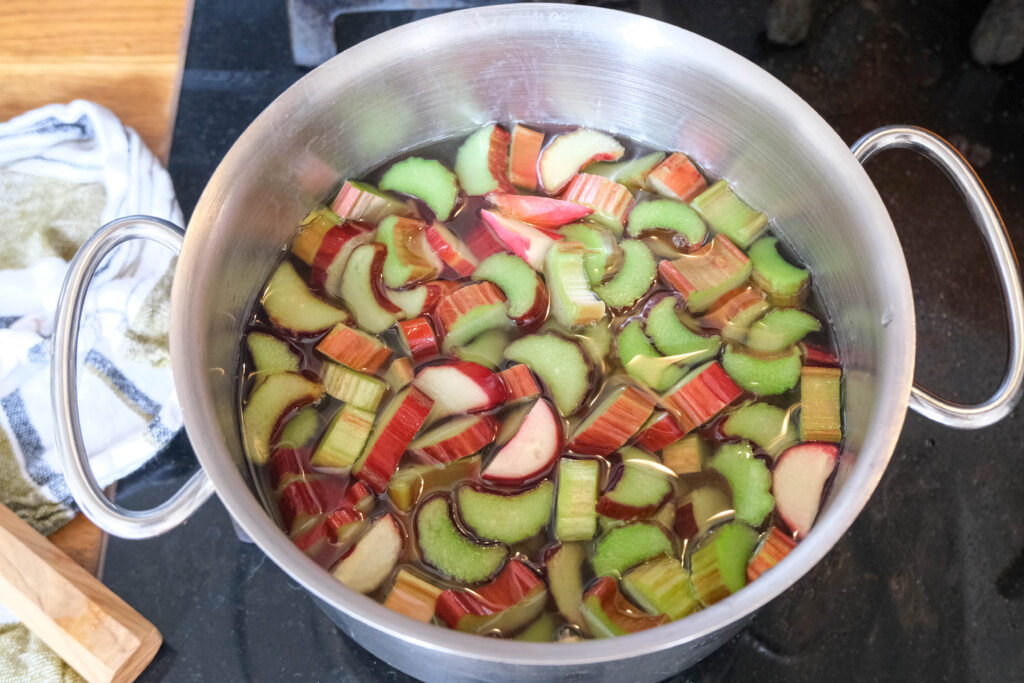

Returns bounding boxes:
[414,360,508,419]
[802,342,841,368]
[568,385,656,456]
[486,194,593,230]
[508,124,545,191]
[482,398,562,486]
[560,173,633,233]
[424,222,479,277]
[292,208,339,266]
[344,481,375,514]
[657,236,752,313]
[408,414,500,464]
[331,179,410,224]
[324,506,364,545]
[632,410,687,453]
[478,209,560,270]
[352,386,435,493]
[646,152,707,202]
[267,447,311,491]
[747,527,798,582]
[435,560,546,633]
[397,317,440,364]
[316,322,393,373]
[582,576,670,635]
[772,442,839,538]
[497,364,542,404]
[659,362,744,434]
[309,220,377,297]
[435,282,507,333]
[539,128,625,194]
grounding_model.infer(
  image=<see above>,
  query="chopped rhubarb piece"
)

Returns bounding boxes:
[504,333,590,416]
[644,294,721,364]
[339,243,398,334]
[435,560,547,635]
[585,151,665,191]
[292,207,340,266]
[633,410,687,453]
[508,124,544,191]
[376,215,439,288]
[457,480,554,543]
[397,317,439,364]
[472,252,549,328]
[262,261,349,337]
[721,344,802,396]
[487,194,593,229]
[451,328,509,370]
[408,414,499,464]
[310,220,378,298]
[708,442,774,526]
[662,433,707,475]
[436,281,509,351]
[554,457,601,541]
[455,123,515,196]
[747,309,821,354]
[351,386,434,493]
[545,542,590,635]
[569,385,656,456]
[414,360,507,420]
[243,372,324,465]
[690,522,758,605]
[618,320,683,392]
[384,356,414,390]
[646,152,707,202]
[675,483,731,540]
[424,221,478,277]
[416,494,508,583]
[345,481,374,514]
[387,455,481,512]
[800,366,843,442]
[581,577,669,637]
[465,221,510,261]
[658,235,752,313]
[277,412,316,454]
[593,239,656,309]
[331,179,410,224]
[659,361,744,433]
[560,222,621,286]
[803,342,840,368]
[330,514,404,594]
[597,447,673,520]
[539,128,625,194]
[545,242,606,328]
[268,447,311,491]
[560,173,633,234]
[622,556,700,620]
[626,198,707,247]
[317,322,392,373]
[291,520,331,562]
[592,522,673,578]
[319,361,386,411]
[482,398,561,485]
[478,209,558,270]
[773,442,839,538]
[748,236,810,306]
[383,569,444,623]
[690,179,768,249]
[379,157,460,221]
[497,364,542,404]
[516,613,558,642]
[311,404,375,471]
[246,330,300,376]
[722,402,798,458]
[278,477,323,533]
[700,287,770,344]
[324,506,366,547]
[747,527,798,582]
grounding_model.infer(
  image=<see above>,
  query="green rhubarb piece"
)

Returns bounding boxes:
[441,302,511,352]
[560,222,620,286]
[746,308,821,353]
[662,433,708,475]
[387,285,429,318]
[311,404,375,470]
[721,402,798,457]
[621,555,700,620]
[546,242,606,328]
[516,612,558,642]
[505,333,589,416]
[586,151,666,190]
[690,180,768,249]
[243,372,323,465]
[593,239,656,309]
[645,296,721,364]
[800,366,843,442]
[387,456,481,511]
[578,320,613,364]
[416,494,508,583]
[246,331,299,375]
[278,408,319,449]
[747,237,809,301]
[319,361,386,411]
[472,252,543,319]
[598,448,673,518]
[592,522,673,578]
[377,215,424,289]
[617,320,684,392]
[340,244,398,334]
[455,124,505,196]
[660,239,752,314]
[546,542,589,634]
[581,579,669,638]
[708,442,774,526]
[457,480,554,544]
[379,156,459,221]
[555,458,600,541]
[721,344,802,395]
[262,261,349,334]
[451,328,509,370]
[627,199,707,246]
[690,522,758,603]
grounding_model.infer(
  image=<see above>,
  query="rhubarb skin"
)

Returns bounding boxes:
[424,222,479,277]
[657,236,752,314]
[436,281,507,333]
[747,527,797,582]
[659,361,744,434]
[408,415,499,464]
[384,569,444,623]
[497,363,542,403]
[508,124,544,191]
[332,179,411,224]
[632,410,686,453]
[581,577,670,638]
[397,317,440,364]
[292,207,340,266]
[267,447,311,491]
[487,194,593,229]
[435,560,547,635]
[309,220,377,297]
[560,173,634,234]
[352,386,434,493]
[568,384,656,456]
[646,152,707,202]
[316,322,392,373]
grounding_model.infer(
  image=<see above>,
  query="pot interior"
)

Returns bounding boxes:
[171,2,914,669]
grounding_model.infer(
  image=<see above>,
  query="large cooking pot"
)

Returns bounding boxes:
[50,4,1023,681]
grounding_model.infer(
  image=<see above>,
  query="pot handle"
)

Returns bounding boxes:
[51,216,215,539]
[852,125,1024,429]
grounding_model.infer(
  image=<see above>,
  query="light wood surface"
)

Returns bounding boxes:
[0,0,194,162]
[0,503,161,683]
[47,512,108,577]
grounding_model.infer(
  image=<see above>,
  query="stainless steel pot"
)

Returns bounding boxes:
[50,4,1024,682]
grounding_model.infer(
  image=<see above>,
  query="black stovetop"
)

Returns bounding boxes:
[105,1,1024,680]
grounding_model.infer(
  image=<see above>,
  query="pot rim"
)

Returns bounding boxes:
[171,2,914,665]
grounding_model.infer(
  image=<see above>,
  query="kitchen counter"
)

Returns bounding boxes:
[104,1,1024,680]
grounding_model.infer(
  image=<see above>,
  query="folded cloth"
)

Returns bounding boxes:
[0,100,182,656]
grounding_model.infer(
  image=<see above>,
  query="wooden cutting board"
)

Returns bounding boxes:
[0,0,193,574]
